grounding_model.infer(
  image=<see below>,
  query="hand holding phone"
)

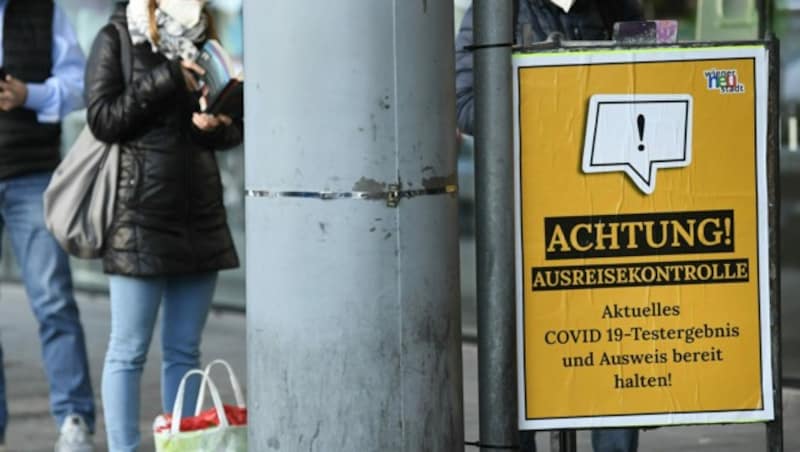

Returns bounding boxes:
[180,60,205,92]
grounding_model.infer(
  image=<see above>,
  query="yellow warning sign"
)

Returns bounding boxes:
[513,45,774,429]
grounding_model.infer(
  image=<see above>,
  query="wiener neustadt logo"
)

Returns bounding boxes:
[704,69,745,94]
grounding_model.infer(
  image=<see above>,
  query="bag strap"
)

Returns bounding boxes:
[110,21,133,85]
[195,359,245,415]
[171,369,229,435]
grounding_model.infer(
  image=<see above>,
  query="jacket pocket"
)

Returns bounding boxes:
[117,147,141,206]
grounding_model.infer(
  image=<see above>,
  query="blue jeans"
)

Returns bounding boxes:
[521,428,639,452]
[0,171,95,438]
[592,428,639,452]
[102,272,217,452]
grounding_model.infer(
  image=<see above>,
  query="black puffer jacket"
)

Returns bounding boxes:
[86,5,241,276]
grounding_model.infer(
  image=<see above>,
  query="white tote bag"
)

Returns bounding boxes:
[154,364,247,452]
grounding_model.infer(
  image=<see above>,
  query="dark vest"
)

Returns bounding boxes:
[0,0,61,180]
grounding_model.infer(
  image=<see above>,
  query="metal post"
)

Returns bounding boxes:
[758,0,774,38]
[558,431,577,452]
[766,35,784,452]
[243,1,464,450]
[473,0,518,451]
[549,430,577,452]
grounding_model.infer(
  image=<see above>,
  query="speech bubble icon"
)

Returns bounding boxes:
[582,94,693,194]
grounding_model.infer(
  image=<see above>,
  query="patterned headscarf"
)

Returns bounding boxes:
[127,0,208,60]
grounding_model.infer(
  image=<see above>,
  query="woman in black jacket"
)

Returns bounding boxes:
[85,0,241,449]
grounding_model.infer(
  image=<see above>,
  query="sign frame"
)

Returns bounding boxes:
[512,41,781,432]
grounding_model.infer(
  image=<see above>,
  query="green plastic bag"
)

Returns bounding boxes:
[154,424,246,452]
[154,366,247,452]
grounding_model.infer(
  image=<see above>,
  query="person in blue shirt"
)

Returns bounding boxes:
[0,1,94,451]
[456,1,643,452]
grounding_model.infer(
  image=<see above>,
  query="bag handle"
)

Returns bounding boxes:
[110,21,133,85]
[195,359,245,415]
[171,369,229,435]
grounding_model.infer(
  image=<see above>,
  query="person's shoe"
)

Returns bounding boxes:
[54,414,94,452]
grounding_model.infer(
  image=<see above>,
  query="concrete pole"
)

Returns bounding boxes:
[243,1,463,450]
[472,0,518,451]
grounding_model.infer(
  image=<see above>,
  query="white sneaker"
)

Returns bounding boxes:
[54,414,94,452]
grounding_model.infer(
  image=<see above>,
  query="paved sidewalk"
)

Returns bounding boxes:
[0,282,797,451]
[0,283,246,452]
[463,340,800,451]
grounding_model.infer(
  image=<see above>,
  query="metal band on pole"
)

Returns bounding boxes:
[245,184,457,207]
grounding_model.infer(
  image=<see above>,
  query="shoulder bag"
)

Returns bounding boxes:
[44,21,132,259]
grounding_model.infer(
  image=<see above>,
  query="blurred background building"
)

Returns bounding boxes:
[6,0,798,380]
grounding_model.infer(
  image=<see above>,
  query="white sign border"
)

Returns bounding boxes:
[512,45,774,430]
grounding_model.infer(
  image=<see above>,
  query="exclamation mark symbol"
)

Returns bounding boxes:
[724,217,732,246]
[637,114,646,151]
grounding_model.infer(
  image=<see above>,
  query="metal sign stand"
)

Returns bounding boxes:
[551,430,577,452]
[474,2,782,451]
[511,37,782,452]
[765,31,784,452]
